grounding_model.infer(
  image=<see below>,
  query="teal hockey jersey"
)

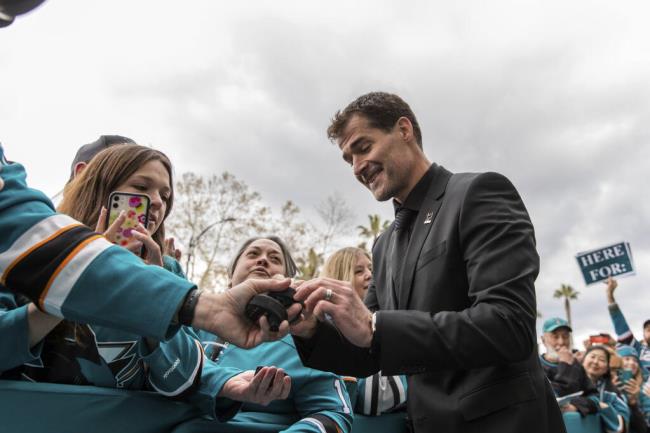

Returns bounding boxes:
[0,257,241,420]
[199,333,353,433]
[608,303,650,379]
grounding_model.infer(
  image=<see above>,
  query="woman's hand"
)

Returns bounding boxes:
[96,207,141,251]
[132,223,163,266]
[219,366,291,406]
[96,207,162,266]
[623,377,641,405]
[164,237,182,262]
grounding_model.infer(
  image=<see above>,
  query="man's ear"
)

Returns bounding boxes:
[396,117,414,143]
[73,162,87,177]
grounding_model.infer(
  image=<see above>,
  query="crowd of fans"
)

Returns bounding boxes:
[0,137,408,433]
[1,136,648,433]
[541,277,650,433]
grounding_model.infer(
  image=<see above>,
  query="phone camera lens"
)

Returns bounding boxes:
[113,196,119,201]
[112,203,119,208]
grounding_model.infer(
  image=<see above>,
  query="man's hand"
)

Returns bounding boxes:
[191,277,292,348]
[286,303,319,339]
[294,277,373,348]
[219,366,291,406]
[557,347,574,365]
[605,277,617,304]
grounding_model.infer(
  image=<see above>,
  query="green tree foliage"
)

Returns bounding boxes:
[553,284,579,328]
[357,214,391,251]
[296,248,324,280]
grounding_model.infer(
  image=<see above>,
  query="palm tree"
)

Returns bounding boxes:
[357,214,391,248]
[553,284,579,328]
[296,248,323,280]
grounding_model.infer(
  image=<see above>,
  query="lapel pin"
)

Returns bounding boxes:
[424,211,433,224]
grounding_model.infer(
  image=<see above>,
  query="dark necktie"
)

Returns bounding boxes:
[388,207,417,308]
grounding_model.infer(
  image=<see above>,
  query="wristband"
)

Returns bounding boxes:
[179,288,202,326]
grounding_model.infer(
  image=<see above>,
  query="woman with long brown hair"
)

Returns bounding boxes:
[59,143,174,266]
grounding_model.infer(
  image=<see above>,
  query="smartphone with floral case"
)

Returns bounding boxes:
[106,191,151,250]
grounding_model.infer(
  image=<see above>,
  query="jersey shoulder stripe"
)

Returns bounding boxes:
[0,213,112,313]
[0,214,79,278]
[41,235,111,315]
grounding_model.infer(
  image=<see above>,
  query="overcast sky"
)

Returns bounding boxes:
[1,0,649,344]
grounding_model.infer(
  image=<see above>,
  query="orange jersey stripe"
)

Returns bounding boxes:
[38,234,103,309]
[1,223,83,285]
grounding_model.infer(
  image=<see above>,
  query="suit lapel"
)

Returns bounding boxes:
[397,166,452,309]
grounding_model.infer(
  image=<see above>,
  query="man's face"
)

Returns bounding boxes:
[542,328,572,353]
[338,114,416,202]
[644,324,650,345]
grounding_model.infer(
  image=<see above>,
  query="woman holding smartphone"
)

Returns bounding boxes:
[613,346,650,433]
[582,345,631,433]
[0,144,289,419]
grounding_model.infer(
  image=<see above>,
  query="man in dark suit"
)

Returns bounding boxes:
[291,92,566,432]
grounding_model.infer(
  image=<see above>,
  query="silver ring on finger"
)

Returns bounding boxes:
[325,288,333,302]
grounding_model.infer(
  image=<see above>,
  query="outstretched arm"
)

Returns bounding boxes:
[605,277,642,352]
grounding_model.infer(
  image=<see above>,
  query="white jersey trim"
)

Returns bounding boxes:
[149,340,203,397]
[42,236,112,316]
[302,417,327,433]
[0,214,80,278]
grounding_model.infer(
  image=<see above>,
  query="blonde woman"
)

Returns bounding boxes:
[321,247,372,300]
[320,247,407,416]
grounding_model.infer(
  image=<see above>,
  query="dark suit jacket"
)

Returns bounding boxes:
[295,164,566,433]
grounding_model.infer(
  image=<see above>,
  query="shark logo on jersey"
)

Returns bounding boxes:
[12,322,144,389]
[97,340,141,388]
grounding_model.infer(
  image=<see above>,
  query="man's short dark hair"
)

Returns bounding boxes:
[327,92,422,148]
